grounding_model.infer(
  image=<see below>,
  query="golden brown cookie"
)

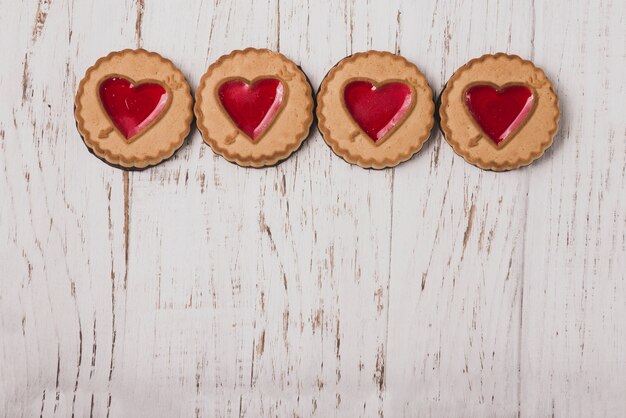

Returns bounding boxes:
[316,51,434,169]
[75,49,193,169]
[440,53,560,171]
[194,48,314,167]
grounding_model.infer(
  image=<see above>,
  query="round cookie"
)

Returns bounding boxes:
[316,51,435,169]
[440,53,560,171]
[75,49,193,169]
[195,48,314,167]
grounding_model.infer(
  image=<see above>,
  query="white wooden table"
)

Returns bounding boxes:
[1,0,625,417]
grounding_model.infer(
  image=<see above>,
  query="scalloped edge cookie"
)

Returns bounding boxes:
[316,51,435,169]
[195,48,314,168]
[74,49,193,169]
[439,53,560,171]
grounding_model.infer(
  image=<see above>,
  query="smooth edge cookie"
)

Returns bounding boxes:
[316,51,435,169]
[75,49,193,170]
[194,48,314,168]
[439,53,560,171]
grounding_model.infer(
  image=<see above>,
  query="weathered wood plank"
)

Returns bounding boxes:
[0,0,130,416]
[119,0,399,416]
[521,1,626,417]
[385,0,535,416]
[1,0,625,417]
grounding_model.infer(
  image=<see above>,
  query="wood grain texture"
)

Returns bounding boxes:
[1,0,624,417]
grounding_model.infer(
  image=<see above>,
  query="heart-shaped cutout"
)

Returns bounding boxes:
[343,80,414,142]
[464,84,535,145]
[99,76,169,140]
[218,78,285,141]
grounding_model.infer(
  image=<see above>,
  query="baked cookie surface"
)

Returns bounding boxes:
[440,53,560,171]
[195,48,314,167]
[317,51,434,169]
[75,49,193,169]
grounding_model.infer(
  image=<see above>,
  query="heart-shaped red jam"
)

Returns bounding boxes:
[343,81,414,142]
[218,78,284,141]
[464,84,535,145]
[99,77,169,140]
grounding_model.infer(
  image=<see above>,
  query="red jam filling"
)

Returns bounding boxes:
[218,78,284,140]
[464,84,535,145]
[99,77,169,140]
[343,81,413,141]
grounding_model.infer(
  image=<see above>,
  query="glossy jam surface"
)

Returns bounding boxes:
[99,77,168,140]
[218,78,284,140]
[343,81,413,141]
[464,84,535,145]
